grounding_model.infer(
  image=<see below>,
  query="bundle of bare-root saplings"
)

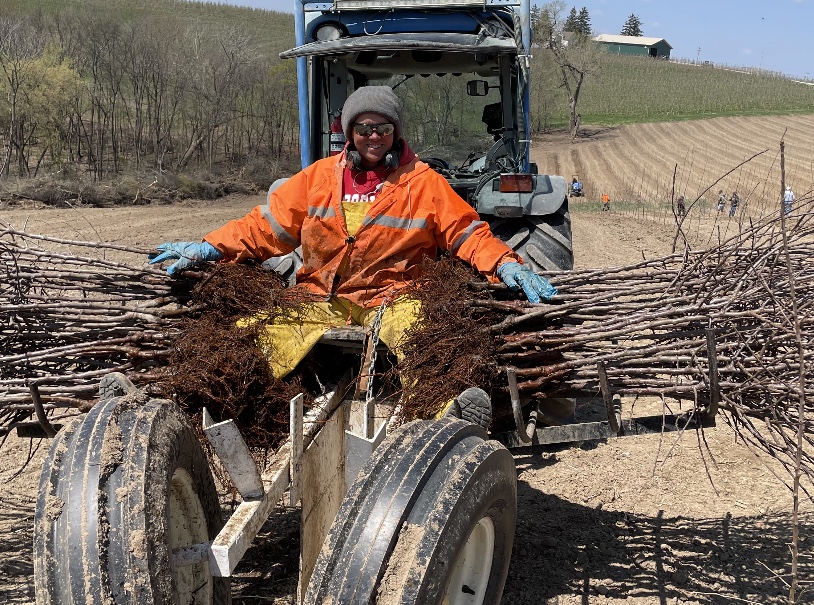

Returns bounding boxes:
[1,229,184,424]
[2,203,813,483]
[0,227,320,449]
[398,202,814,485]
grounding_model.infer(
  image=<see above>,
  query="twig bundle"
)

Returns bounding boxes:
[2,201,813,482]
[0,227,191,417]
[399,198,814,482]
[0,226,312,448]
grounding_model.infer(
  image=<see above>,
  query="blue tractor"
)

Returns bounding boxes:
[570,174,584,197]
[34,4,572,605]
[265,0,573,283]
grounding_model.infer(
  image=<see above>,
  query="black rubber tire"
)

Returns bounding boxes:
[34,395,229,605]
[33,415,83,604]
[303,417,516,605]
[378,438,516,604]
[489,199,574,271]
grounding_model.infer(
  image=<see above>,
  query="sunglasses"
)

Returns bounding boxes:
[352,122,395,137]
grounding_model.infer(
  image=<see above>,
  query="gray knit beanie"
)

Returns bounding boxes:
[341,86,403,141]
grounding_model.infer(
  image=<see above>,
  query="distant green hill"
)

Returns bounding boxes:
[4,0,295,55]
[8,0,811,129]
[531,52,814,130]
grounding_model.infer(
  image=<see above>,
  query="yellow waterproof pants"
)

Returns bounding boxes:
[244,296,421,380]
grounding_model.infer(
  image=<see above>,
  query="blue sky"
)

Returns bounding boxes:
[215,0,813,79]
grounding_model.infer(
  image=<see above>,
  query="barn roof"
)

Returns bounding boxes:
[593,34,673,49]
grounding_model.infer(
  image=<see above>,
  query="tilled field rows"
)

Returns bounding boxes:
[533,114,814,208]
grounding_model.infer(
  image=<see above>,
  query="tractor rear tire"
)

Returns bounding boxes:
[489,200,574,272]
[303,417,516,605]
[34,394,229,605]
[489,203,576,432]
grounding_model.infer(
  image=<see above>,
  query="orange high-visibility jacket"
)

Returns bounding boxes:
[204,152,519,308]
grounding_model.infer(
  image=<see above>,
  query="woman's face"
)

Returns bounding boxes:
[351,112,395,169]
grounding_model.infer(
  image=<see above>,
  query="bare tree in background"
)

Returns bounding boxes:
[0,17,46,177]
[123,15,186,172]
[178,24,260,171]
[70,11,127,179]
[534,1,603,140]
[21,46,82,177]
[0,6,305,182]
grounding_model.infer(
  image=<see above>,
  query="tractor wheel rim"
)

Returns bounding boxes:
[169,468,213,604]
[445,515,495,605]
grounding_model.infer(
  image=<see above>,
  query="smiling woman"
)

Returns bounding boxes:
[342,86,402,170]
[149,83,550,382]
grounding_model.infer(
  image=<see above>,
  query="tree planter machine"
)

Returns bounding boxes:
[32,1,586,603]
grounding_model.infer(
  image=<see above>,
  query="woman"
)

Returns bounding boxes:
[150,87,556,420]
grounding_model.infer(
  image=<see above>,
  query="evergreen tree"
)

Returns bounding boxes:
[531,4,555,42]
[563,7,579,32]
[577,7,591,36]
[620,14,643,37]
[530,4,541,29]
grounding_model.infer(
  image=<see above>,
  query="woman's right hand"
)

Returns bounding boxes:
[148,241,223,275]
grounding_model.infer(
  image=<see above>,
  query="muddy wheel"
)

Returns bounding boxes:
[34,395,229,605]
[304,417,516,605]
[490,199,574,272]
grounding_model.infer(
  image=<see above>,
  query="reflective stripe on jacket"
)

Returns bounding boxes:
[204,152,519,307]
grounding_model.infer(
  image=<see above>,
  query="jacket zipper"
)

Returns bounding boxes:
[329,159,415,296]
[331,235,356,296]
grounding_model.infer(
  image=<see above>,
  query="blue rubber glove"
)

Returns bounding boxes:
[497,261,557,303]
[148,241,223,275]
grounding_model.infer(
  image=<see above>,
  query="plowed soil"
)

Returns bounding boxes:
[537,114,814,207]
[2,114,813,604]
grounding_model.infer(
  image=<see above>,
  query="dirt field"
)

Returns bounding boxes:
[2,114,814,604]
[536,114,814,208]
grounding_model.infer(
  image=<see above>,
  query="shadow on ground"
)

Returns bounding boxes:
[0,492,37,603]
[231,506,301,604]
[503,449,812,605]
[4,440,809,605]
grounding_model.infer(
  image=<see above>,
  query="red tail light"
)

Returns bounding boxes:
[499,174,533,193]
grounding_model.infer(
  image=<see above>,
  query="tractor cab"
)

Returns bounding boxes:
[278,0,574,272]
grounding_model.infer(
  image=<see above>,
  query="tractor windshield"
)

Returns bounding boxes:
[367,74,501,171]
[281,28,522,171]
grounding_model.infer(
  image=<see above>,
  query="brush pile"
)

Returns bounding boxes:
[0,229,185,411]
[400,202,814,482]
[0,226,309,447]
[2,204,813,479]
